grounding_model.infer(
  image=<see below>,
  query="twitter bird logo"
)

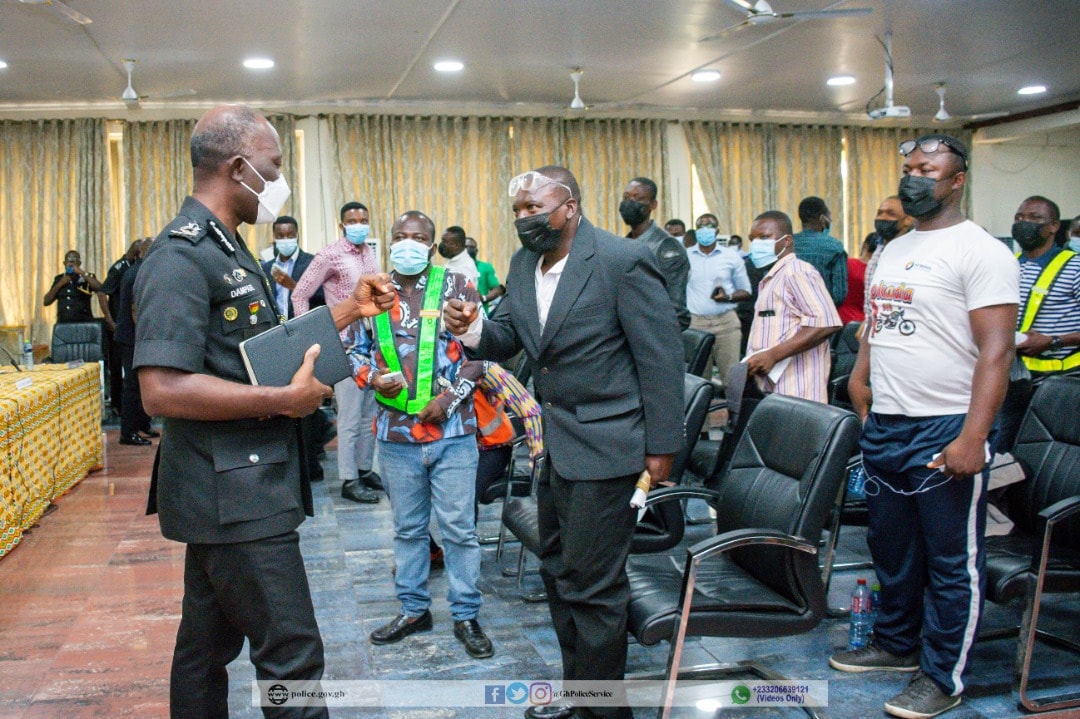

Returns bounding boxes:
[506,682,529,704]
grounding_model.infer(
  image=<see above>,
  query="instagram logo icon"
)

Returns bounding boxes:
[530,682,553,705]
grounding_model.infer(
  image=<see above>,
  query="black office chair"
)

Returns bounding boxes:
[981,375,1080,713]
[500,374,714,600]
[681,329,715,379]
[828,321,862,410]
[50,321,104,364]
[625,394,861,719]
[684,361,764,494]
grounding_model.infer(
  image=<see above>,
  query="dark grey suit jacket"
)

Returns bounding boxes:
[262,251,324,319]
[476,217,684,481]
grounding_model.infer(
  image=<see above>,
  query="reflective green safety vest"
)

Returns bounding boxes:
[1017,249,1080,372]
[374,266,445,414]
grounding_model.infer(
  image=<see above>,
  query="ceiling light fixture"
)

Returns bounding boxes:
[1017,85,1046,95]
[434,60,464,73]
[243,58,275,70]
[933,84,951,122]
[827,75,856,86]
[0,60,7,70]
[691,70,721,83]
[569,69,586,110]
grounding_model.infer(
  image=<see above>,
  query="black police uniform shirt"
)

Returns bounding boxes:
[52,272,96,323]
[133,196,314,545]
[100,257,133,322]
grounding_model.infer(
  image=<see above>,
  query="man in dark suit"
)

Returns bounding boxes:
[445,166,684,719]
[261,215,324,319]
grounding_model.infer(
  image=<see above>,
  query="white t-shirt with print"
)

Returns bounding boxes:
[867,220,1018,416]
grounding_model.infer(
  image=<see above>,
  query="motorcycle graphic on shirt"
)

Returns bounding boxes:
[874,307,916,336]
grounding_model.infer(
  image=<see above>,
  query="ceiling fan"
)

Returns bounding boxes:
[17,0,92,25]
[121,60,196,110]
[569,69,588,111]
[700,0,871,42]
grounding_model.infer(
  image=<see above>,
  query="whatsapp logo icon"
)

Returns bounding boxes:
[731,685,751,705]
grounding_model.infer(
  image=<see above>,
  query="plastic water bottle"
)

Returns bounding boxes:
[848,578,872,650]
[847,464,866,500]
[22,342,33,369]
[869,582,882,640]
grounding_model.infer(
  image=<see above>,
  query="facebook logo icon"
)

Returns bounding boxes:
[485,685,506,705]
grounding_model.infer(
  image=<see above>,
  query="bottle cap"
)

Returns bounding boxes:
[857,578,867,585]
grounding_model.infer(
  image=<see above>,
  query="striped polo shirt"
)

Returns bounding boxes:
[746,252,842,403]
[1018,247,1080,360]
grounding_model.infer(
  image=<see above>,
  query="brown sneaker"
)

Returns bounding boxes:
[884,671,961,719]
[829,642,919,673]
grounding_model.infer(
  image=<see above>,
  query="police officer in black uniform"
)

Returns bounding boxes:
[44,249,104,323]
[134,105,394,719]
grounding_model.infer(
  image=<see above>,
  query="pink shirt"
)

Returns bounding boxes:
[747,253,841,403]
[291,237,379,316]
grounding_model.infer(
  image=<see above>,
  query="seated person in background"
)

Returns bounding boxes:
[838,233,877,325]
[44,250,104,324]
[745,210,842,403]
[793,196,848,307]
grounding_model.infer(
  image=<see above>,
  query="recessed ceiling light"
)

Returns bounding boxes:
[243,58,275,70]
[827,75,856,86]
[0,60,7,70]
[691,70,721,83]
[1017,85,1046,95]
[434,60,464,73]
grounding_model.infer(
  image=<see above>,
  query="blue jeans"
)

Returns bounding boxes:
[378,435,482,620]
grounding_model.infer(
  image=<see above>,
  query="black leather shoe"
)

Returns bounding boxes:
[140,429,161,438]
[119,433,151,446]
[524,704,574,719]
[370,610,433,645]
[359,469,385,491]
[453,618,494,658]
[342,480,379,504]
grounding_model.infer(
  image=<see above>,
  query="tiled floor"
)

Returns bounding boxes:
[1,428,1076,719]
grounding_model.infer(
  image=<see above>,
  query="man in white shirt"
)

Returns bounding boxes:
[830,134,1018,719]
[686,215,751,386]
[438,225,480,286]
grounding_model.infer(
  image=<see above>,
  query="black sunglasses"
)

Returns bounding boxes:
[899,138,968,168]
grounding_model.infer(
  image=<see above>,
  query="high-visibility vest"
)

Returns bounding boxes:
[1017,249,1080,372]
[373,266,445,414]
[474,391,514,448]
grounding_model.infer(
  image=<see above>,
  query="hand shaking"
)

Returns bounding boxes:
[443,299,480,336]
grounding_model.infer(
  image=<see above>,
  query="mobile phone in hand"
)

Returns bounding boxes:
[381,370,404,384]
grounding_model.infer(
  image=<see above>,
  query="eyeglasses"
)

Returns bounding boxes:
[508,171,573,197]
[899,138,968,167]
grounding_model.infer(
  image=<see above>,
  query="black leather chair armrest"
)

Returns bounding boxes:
[643,485,721,507]
[1031,494,1080,569]
[687,527,816,565]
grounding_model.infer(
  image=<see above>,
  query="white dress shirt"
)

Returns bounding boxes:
[460,253,568,347]
[444,250,480,285]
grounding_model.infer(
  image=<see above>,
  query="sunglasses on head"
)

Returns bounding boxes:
[899,138,968,168]
[508,171,573,198]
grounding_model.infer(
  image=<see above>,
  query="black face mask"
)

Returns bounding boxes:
[437,241,455,259]
[515,200,567,254]
[619,199,649,226]
[1012,220,1047,251]
[466,246,478,260]
[874,219,902,242]
[898,174,950,218]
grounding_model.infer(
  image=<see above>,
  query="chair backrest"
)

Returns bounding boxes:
[714,394,861,606]
[681,329,716,379]
[829,321,862,407]
[50,321,104,364]
[1008,375,1080,548]
[703,361,765,489]
[631,374,714,554]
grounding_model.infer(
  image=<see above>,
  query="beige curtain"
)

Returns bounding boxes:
[123,115,299,254]
[0,118,111,346]
[330,114,668,277]
[772,124,845,239]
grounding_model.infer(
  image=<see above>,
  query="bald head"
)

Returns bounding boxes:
[535,165,581,204]
[190,105,275,173]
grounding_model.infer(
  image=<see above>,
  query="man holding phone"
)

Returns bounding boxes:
[44,249,104,324]
[347,210,494,661]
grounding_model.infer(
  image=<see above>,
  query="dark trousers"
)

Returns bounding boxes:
[106,328,123,412]
[862,413,987,697]
[171,531,327,719]
[119,342,150,436]
[538,462,637,719]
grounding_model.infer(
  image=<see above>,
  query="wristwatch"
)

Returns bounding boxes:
[1049,336,1064,351]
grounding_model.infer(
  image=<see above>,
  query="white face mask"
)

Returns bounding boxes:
[241,158,291,225]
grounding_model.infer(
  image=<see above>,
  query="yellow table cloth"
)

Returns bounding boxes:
[0,364,102,558]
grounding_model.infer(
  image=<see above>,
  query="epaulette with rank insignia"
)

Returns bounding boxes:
[165,219,207,244]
